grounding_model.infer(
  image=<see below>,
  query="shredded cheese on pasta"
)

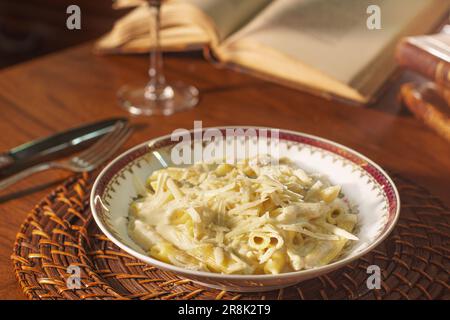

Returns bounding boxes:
[128,156,358,274]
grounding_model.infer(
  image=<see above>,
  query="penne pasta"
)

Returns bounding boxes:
[128,156,358,274]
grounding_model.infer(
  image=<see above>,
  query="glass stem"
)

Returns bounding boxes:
[146,1,167,99]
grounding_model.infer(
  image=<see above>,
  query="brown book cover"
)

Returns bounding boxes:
[396,30,450,89]
[400,82,450,143]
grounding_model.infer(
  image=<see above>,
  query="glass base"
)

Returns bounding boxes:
[118,82,199,116]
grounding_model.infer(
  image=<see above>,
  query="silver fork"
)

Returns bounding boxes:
[0,122,132,191]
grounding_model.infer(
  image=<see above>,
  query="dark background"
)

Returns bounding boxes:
[0,0,128,69]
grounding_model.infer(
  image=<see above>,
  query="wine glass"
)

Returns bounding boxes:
[118,0,199,116]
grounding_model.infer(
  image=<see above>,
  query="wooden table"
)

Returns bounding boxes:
[0,43,449,299]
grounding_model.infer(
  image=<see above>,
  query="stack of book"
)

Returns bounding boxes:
[396,27,450,143]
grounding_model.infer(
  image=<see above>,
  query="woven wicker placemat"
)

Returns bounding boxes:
[11,172,449,300]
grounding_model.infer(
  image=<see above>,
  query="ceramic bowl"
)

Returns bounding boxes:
[90,127,400,292]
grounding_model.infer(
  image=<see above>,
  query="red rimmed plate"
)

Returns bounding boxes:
[90,127,400,292]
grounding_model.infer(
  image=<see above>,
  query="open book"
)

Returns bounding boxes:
[97,0,450,105]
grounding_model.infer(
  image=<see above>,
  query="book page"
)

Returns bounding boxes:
[186,0,272,41]
[222,0,448,89]
[407,32,450,63]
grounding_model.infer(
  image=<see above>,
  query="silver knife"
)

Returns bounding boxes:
[0,117,128,177]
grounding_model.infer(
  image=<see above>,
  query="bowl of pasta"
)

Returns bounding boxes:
[91,127,400,292]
